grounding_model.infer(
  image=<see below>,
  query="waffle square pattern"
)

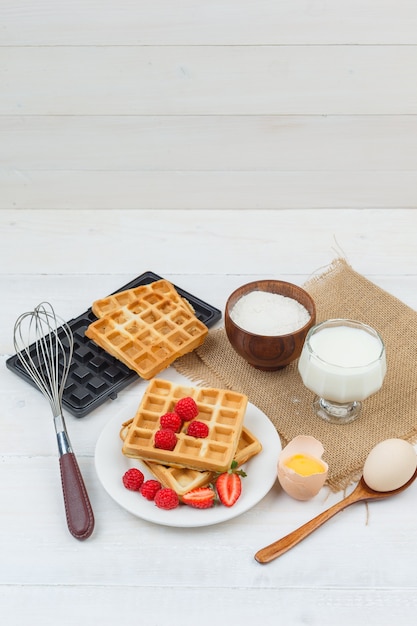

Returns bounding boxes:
[122,379,249,473]
[85,280,208,379]
[120,420,262,497]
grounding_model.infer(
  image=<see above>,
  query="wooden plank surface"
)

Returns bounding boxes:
[3,0,417,45]
[1,207,415,278]
[3,171,417,210]
[2,115,417,171]
[1,208,417,626]
[2,2,416,212]
[3,2,417,622]
[2,45,417,115]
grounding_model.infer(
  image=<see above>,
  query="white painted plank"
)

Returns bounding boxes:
[2,46,417,115]
[2,271,417,343]
[2,271,417,358]
[2,0,417,617]
[2,586,417,626]
[2,115,417,172]
[1,170,417,209]
[1,452,417,589]
[3,0,417,45]
[1,447,417,617]
[2,207,417,624]
[1,209,416,279]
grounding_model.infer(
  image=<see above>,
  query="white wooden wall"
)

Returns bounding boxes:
[1,0,417,210]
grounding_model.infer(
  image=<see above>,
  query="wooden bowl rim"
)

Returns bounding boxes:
[225,280,316,338]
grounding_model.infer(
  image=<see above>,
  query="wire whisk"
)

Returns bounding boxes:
[14,302,94,540]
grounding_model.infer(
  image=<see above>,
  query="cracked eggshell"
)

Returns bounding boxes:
[277,435,329,501]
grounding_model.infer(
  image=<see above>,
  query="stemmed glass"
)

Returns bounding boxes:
[298,319,386,425]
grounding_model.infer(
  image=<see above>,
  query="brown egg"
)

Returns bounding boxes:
[277,435,328,501]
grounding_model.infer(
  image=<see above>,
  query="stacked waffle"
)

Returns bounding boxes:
[85,280,208,379]
[120,379,262,498]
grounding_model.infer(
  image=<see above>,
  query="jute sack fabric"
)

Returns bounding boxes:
[174,258,417,492]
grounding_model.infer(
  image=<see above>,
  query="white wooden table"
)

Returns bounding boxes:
[3,1,417,622]
[1,208,417,625]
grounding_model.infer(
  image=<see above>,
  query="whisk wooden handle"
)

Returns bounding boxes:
[59,453,95,540]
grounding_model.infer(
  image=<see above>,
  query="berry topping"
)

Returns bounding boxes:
[122,468,145,491]
[186,420,209,438]
[140,479,162,500]
[182,487,216,509]
[215,461,247,507]
[154,488,180,510]
[175,396,199,421]
[154,428,177,451]
[160,411,183,433]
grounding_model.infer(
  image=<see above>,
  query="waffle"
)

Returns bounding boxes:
[91,280,195,318]
[120,419,262,497]
[121,378,248,473]
[85,280,208,380]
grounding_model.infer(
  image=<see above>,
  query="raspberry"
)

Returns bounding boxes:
[186,420,209,438]
[175,396,199,421]
[154,428,177,451]
[160,411,182,432]
[122,468,144,491]
[140,479,162,500]
[154,488,180,510]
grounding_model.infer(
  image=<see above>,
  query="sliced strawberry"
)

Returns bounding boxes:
[182,487,216,509]
[215,461,247,507]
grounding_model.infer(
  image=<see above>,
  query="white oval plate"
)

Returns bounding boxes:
[95,400,281,527]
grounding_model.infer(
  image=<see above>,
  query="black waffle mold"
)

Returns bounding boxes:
[7,271,221,417]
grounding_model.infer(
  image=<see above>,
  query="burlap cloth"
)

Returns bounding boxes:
[174,258,417,492]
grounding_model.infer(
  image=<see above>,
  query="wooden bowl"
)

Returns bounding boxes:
[224,280,316,370]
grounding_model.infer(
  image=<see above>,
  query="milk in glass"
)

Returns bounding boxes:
[298,323,386,404]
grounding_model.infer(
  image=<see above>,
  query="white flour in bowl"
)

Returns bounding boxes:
[230,290,311,335]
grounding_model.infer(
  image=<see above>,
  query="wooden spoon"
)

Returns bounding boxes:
[255,468,417,564]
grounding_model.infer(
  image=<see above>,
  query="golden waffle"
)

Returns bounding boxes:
[91,280,195,318]
[85,280,208,380]
[120,420,262,497]
[122,378,248,472]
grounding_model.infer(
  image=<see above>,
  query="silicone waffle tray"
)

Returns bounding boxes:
[6,272,221,418]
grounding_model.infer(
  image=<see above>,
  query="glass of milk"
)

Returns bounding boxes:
[298,319,386,424]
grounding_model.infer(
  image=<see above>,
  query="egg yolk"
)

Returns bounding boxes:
[284,454,326,476]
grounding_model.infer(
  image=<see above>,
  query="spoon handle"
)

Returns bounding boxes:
[255,491,360,564]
